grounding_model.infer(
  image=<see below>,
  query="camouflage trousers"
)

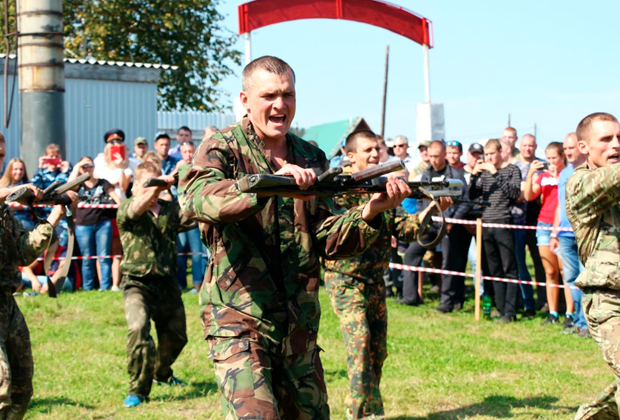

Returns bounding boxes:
[210,337,329,420]
[325,272,387,420]
[574,291,620,420]
[0,292,33,420]
[122,276,188,397]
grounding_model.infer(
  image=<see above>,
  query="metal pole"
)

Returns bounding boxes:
[245,32,252,65]
[423,44,431,103]
[17,0,66,173]
[380,45,389,138]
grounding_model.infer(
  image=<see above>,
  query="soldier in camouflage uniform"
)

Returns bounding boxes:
[117,162,188,408]
[566,112,620,420]
[0,134,71,420]
[324,131,449,419]
[178,56,412,419]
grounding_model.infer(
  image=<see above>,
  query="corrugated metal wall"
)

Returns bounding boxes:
[0,74,158,166]
[158,111,235,139]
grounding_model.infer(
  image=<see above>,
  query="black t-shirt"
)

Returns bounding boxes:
[76,179,115,225]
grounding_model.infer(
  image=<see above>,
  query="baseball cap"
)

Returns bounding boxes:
[104,128,125,143]
[134,137,147,146]
[154,131,170,142]
[418,140,431,149]
[468,143,484,154]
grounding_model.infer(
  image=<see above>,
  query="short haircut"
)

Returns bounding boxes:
[177,126,192,135]
[134,161,162,182]
[485,138,502,151]
[546,141,564,155]
[242,56,295,91]
[0,132,5,144]
[503,127,517,137]
[45,143,61,156]
[576,112,619,143]
[393,135,408,145]
[428,140,445,152]
[344,130,377,154]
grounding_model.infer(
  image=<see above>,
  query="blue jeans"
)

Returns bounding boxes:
[558,235,587,329]
[176,228,208,289]
[76,220,113,290]
[514,229,536,310]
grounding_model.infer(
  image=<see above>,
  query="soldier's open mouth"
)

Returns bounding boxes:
[269,115,286,125]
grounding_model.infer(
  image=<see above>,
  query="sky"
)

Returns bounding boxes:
[215,0,620,155]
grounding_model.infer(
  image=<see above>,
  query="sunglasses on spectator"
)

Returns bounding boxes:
[393,144,407,148]
[445,141,462,147]
[109,139,124,145]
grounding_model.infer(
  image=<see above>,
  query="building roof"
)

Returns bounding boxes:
[0,54,177,70]
[303,117,370,159]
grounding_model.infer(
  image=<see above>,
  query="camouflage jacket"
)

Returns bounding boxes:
[566,163,620,290]
[324,195,420,283]
[117,197,181,279]
[178,117,381,356]
[0,203,53,291]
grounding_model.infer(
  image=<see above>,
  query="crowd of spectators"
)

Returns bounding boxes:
[0,124,587,336]
[0,125,218,295]
[375,128,587,335]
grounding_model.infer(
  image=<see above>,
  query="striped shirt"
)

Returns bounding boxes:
[469,164,521,223]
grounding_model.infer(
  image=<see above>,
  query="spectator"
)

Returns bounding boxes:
[131,137,149,161]
[95,142,133,200]
[95,128,139,170]
[501,127,520,161]
[377,136,397,163]
[513,134,547,315]
[392,135,415,173]
[0,158,33,230]
[174,141,207,292]
[409,140,431,180]
[142,151,162,169]
[31,143,71,247]
[153,132,179,176]
[70,157,121,291]
[95,133,134,292]
[551,132,588,337]
[499,139,515,164]
[446,140,466,170]
[398,141,469,311]
[202,125,218,141]
[470,139,521,323]
[169,126,192,160]
[0,158,43,292]
[524,142,575,326]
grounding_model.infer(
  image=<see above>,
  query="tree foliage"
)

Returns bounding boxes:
[64,0,241,111]
[0,0,241,111]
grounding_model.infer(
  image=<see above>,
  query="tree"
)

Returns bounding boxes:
[59,0,240,111]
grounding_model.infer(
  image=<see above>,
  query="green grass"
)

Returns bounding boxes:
[18,285,608,419]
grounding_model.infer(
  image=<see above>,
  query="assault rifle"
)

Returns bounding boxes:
[7,173,91,298]
[7,173,90,206]
[235,159,485,248]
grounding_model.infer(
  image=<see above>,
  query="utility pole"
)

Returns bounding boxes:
[380,45,389,138]
[17,0,66,171]
[507,113,511,127]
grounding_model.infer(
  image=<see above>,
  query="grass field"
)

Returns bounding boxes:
[18,285,609,419]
